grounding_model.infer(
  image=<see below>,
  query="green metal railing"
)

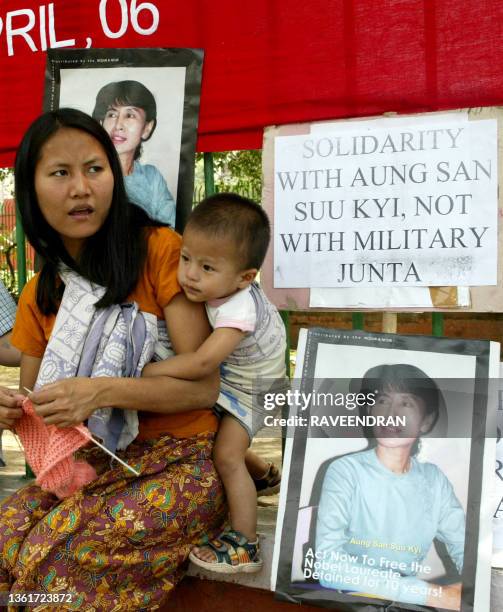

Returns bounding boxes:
[203,152,216,197]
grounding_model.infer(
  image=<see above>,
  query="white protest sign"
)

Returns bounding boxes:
[274,119,498,288]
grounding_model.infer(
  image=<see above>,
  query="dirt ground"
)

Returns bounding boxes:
[0,365,19,388]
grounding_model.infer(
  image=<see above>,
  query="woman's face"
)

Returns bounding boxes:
[371,389,434,450]
[102,104,154,158]
[34,127,114,258]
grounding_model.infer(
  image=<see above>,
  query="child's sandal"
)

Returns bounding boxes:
[189,529,263,574]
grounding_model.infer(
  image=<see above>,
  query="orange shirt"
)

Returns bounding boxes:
[12,227,218,440]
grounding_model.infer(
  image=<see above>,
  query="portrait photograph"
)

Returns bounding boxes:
[44,48,203,231]
[272,328,497,612]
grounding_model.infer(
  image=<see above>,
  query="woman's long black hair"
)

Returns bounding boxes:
[15,108,157,314]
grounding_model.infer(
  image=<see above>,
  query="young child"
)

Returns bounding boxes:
[142,193,287,573]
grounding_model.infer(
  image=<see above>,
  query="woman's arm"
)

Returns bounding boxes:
[29,294,220,427]
[151,168,175,227]
[435,471,465,573]
[422,472,465,610]
[19,354,41,392]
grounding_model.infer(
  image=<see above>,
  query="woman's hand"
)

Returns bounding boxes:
[0,386,24,429]
[29,378,100,427]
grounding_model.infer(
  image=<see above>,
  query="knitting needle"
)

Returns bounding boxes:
[23,387,140,477]
[79,431,140,476]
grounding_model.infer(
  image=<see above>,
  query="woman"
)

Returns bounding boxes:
[92,80,176,226]
[315,364,465,610]
[0,108,225,609]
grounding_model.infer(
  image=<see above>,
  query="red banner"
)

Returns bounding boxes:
[1,0,503,166]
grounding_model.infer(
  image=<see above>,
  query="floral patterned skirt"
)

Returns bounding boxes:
[0,431,226,611]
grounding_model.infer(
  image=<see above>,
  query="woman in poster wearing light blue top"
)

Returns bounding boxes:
[93,80,176,226]
[316,364,465,610]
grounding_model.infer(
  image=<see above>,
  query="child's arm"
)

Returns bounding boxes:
[142,327,245,381]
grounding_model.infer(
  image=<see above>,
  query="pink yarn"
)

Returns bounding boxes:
[15,398,97,499]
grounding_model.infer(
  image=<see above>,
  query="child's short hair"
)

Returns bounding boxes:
[186,193,271,270]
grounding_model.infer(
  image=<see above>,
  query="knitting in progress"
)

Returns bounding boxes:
[15,398,97,499]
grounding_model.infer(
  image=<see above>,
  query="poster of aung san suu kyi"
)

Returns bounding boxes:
[271,328,497,612]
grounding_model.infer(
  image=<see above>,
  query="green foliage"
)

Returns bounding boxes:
[195,150,262,201]
[0,167,13,182]
[0,167,17,296]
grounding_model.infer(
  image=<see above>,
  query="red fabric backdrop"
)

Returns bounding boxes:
[1,0,503,166]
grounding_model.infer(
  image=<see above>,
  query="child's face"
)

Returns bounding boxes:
[178,228,255,302]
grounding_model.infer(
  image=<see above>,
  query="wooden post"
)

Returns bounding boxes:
[382,312,398,334]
